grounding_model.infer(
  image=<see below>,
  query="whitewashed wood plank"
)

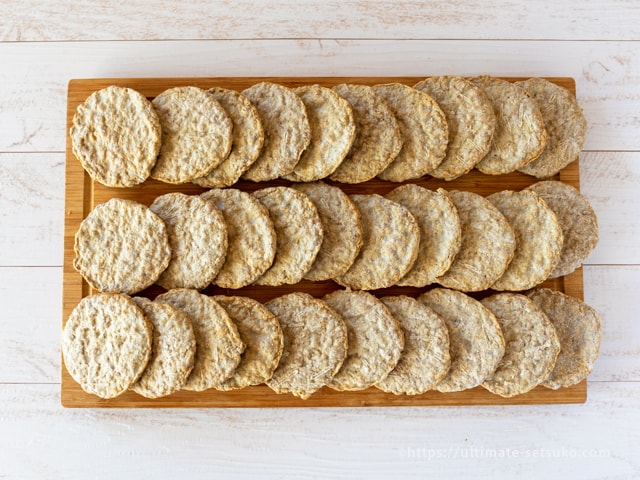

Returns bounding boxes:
[0,153,64,266]
[1,0,639,41]
[0,267,61,383]
[0,40,638,152]
[0,382,637,479]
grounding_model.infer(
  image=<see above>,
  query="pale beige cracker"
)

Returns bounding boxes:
[413,76,495,180]
[488,189,563,291]
[419,288,505,392]
[70,85,161,187]
[155,289,244,391]
[436,191,516,292]
[470,76,547,175]
[62,293,152,399]
[241,82,311,181]
[481,293,560,398]
[201,188,276,289]
[527,180,599,278]
[292,181,363,281]
[375,296,450,395]
[527,288,601,390]
[252,187,323,286]
[516,78,587,178]
[374,83,448,182]
[265,293,348,399]
[386,185,461,287]
[150,192,228,291]
[151,86,232,184]
[329,84,402,183]
[334,194,420,290]
[282,85,355,182]
[212,295,284,391]
[193,87,264,188]
[131,297,196,399]
[74,198,171,294]
[324,290,404,391]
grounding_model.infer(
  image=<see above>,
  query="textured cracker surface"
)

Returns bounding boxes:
[131,297,196,399]
[265,293,348,399]
[488,190,563,291]
[375,296,450,395]
[71,85,161,187]
[374,83,448,182]
[527,180,599,278]
[419,288,505,392]
[193,88,264,188]
[470,76,547,175]
[283,85,355,182]
[293,182,363,281]
[73,198,171,294]
[155,289,244,392]
[527,288,601,389]
[150,192,228,290]
[414,76,495,180]
[386,185,461,287]
[61,293,152,399]
[201,189,276,289]
[253,187,323,286]
[481,293,560,398]
[516,78,587,178]
[334,194,420,290]
[329,84,402,183]
[151,86,232,184]
[436,191,516,292]
[325,290,404,391]
[241,82,310,181]
[213,296,284,391]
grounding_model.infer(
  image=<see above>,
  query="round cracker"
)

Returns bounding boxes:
[419,288,505,392]
[375,296,450,395]
[324,290,404,392]
[155,289,244,392]
[62,293,152,399]
[73,198,171,294]
[334,194,420,290]
[413,76,495,180]
[193,88,264,188]
[252,187,323,286]
[386,185,461,287]
[70,85,161,187]
[151,86,232,184]
[527,288,601,390]
[292,181,363,281]
[131,297,196,399]
[481,293,560,397]
[265,293,348,399]
[374,83,448,182]
[282,85,355,182]
[488,189,563,291]
[527,180,599,278]
[241,82,311,181]
[201,188,276,289]
[212,295,284,391]
[328,84,402,183]
[516,78,587,178]
[150,192,228,291]
[470,76,547,175]
[436,190,516,292]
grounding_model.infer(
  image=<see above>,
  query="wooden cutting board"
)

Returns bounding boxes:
[63,76,586,408]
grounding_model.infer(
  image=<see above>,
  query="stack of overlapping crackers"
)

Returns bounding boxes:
[63,76,601,401]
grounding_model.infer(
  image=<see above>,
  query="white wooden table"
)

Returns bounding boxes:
[1,1,639,478]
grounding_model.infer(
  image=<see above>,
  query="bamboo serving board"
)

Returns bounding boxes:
[63,76,586,408]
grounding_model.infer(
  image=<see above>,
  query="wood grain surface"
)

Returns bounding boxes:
[63,76,585,407]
